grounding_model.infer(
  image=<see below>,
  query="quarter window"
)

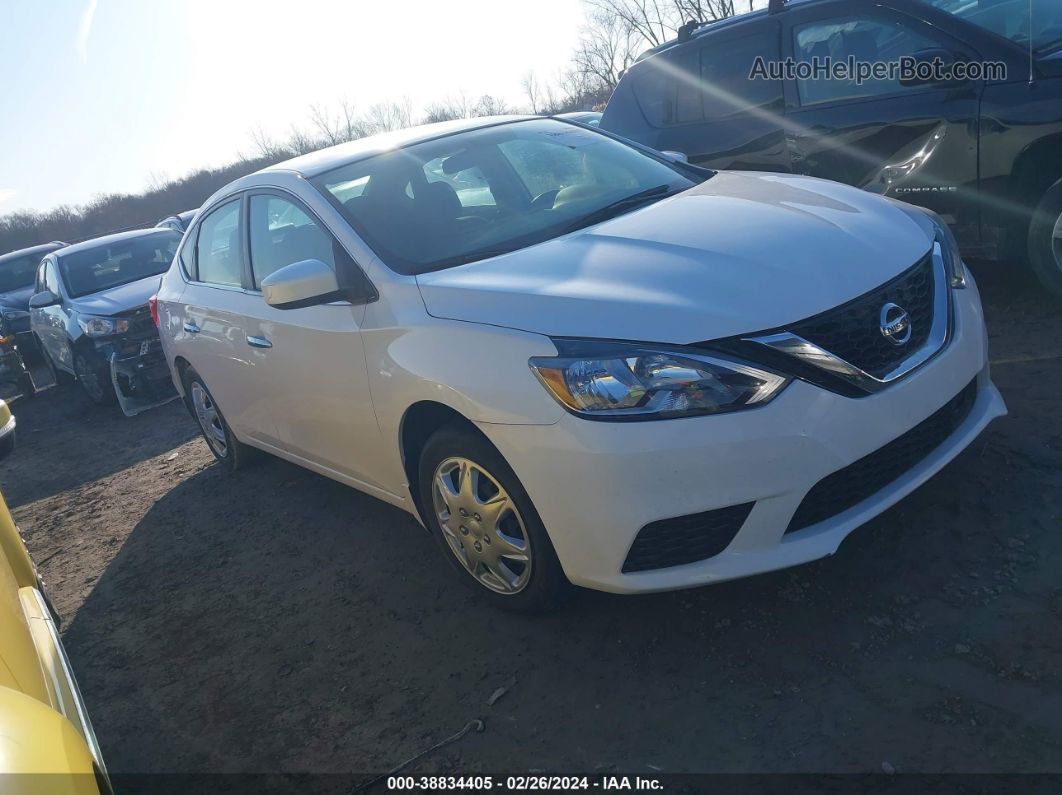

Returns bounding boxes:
[195,200,243,287]
[248,195,337,287]
[794,17,942,105]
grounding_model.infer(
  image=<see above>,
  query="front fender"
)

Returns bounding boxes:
[0,687,101,792]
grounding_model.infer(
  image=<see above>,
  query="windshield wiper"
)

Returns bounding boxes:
[561,184,679,234]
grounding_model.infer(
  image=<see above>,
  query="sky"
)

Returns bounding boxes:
[0,0,585,214]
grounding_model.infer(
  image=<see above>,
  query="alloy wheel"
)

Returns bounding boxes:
[191,381,228,458]
[431,456,532,594]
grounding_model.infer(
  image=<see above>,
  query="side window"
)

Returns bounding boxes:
[44,262,59,294]
[640,29,782,126]
[701,32,783,117]
[794,17,942,106]
[195,200,243,287]
[248,195,336,287]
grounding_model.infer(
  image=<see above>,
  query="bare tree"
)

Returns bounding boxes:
[365,98,413,133]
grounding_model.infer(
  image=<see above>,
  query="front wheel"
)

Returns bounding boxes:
[418,424,572,612]
[1028,177,1062,300]
[73,351,115,405]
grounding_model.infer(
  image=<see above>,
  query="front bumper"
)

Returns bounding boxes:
[480,277,1005,594]
[101,336,178,417]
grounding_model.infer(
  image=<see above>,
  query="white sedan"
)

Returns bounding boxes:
[155,116,1005,611]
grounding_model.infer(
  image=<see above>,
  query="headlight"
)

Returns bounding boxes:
[77,315,130,337]
[529,341,789,420]
[1,308,29,321]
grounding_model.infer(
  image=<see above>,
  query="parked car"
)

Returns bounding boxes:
[600,0,1062,297]
[155,209,198,234]
[556,111,602,127]
[30,228,181,415]
[156,116,1004,611]
[0,400,110,792]
[0,241,67,355]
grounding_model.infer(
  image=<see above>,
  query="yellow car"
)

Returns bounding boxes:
[0,399,110,794]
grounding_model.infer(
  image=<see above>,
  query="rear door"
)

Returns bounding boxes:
[780,4,983,245]
[177,198,282,446]
[239,190,382,490]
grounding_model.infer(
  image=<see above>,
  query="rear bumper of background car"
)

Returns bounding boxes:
[480,276,1005,594]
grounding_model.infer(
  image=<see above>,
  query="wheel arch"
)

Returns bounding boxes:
[399,400,482,528]
[1009,134,1062,251]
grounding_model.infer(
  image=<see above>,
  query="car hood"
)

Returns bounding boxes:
[416,171,935,344]
[68,275,162,316]
[0,285,34,310]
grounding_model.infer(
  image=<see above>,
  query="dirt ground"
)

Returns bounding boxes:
[2,262,1061,787]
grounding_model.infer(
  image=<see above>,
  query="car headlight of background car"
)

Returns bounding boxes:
[77,315,130,337]
[530,341,789,420]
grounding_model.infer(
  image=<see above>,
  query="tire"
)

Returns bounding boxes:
[418,423,572,613]
[1027,177,1062,300]
[181,365,257,471]
[73,350,115,406]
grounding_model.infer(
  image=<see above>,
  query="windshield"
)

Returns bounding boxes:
[312,118,700,274]
[59,231,180,298]
[0,252,44,293]
[920,0,1062,53]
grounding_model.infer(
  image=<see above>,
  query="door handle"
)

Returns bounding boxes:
[246,335,272,349]
[183,322,201,334]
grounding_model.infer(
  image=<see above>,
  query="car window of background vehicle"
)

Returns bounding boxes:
[59,232,179,298]
[0,254,41,292]
[920,0,1062,52]
[195,200,243,287]
[249,195,337,287]
[314,119,697,275]
[794,18,941,106]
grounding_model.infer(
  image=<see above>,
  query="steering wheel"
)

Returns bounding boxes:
[529,189,560,212]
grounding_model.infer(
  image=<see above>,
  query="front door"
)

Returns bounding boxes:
[239,191,383,491]
[31,260,70,372]
[780,5,983,247]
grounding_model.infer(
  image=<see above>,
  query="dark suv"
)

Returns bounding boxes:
[601,0,1062,296]
[0,241,67,352]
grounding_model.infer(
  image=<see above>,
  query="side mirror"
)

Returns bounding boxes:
[262,259,342,310]
[660,150,689,164]
[28,291,59,309]
[898,48,961,87]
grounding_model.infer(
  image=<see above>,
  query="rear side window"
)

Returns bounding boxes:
[633,29,781,126]
[248,195,336,287]
[195,200,243,287]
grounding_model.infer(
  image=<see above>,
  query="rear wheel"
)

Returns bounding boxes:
[418,424,572,612]
[181,366,257,471]
[1028,177,1062,300]
[73,351,115,405]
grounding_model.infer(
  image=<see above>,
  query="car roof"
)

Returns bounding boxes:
[259,115,536,178]
[55,228,178,259]
[0,241,65,263]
